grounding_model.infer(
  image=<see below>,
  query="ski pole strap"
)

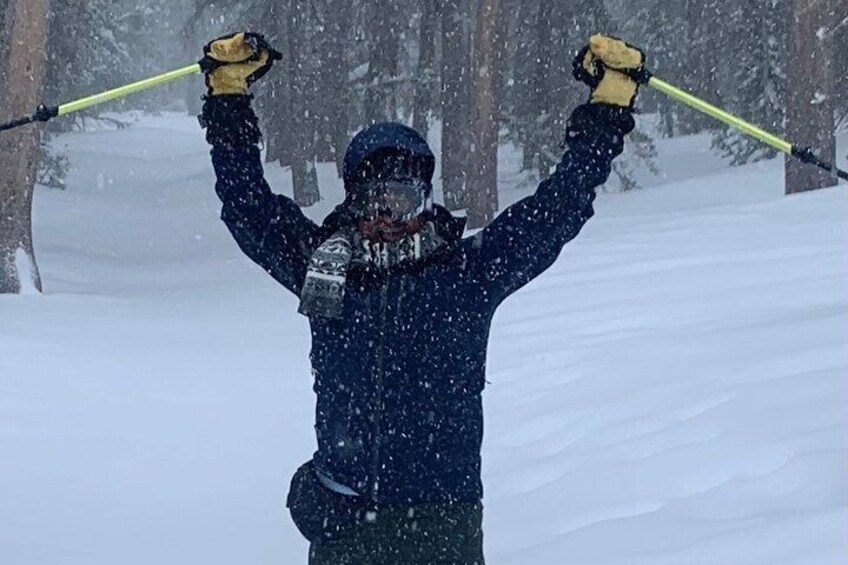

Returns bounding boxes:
[643,72,846,183]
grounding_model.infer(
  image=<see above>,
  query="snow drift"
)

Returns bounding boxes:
[0,114,845,564]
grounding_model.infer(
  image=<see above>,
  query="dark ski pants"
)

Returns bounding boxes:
[307,502,485,565]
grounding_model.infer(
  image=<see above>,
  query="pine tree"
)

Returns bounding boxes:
[33,1,195,189]
[626,0,726,138]
[620,0,686,136]
[677,0,725,136]
[511,0,615,178]
[45,0,186,118]
[713,0,789,165]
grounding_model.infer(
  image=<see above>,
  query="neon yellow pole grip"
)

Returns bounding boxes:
[57,64,202,117]
[646,76,793,155]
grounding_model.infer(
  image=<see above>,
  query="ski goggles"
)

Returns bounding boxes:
[360,178,430,220]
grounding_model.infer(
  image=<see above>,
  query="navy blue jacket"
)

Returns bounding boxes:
[204,96,633,504]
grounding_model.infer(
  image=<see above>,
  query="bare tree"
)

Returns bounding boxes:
[0,0,50,293]
[467,0,504,228]
[785,0,837,194]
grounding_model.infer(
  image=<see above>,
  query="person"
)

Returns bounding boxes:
[199,31,644,565]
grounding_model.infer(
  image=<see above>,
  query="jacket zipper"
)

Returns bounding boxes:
[370,278,391,501]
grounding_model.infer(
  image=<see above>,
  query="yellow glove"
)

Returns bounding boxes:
[573,35,646,108]
[200,32,281,96]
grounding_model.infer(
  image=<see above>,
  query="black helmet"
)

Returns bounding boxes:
[343,123,436,219]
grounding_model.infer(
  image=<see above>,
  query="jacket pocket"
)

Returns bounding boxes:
[286,460,370,545]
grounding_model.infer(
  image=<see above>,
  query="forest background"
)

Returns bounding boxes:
[1,0,846,220]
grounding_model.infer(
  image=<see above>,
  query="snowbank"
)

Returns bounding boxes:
[1,114,845,564]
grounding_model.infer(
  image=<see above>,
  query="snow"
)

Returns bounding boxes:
[13,248,40,295]
[812,92,828,105]
[1,113,845,564]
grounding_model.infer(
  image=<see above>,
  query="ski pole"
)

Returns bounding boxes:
[0,63,202,134]
[637,71,847,183]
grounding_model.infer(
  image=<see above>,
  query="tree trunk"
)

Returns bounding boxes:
[263,1,294,168]
[533,0,552,178]
[0,0,50,293]
[836,1,848,124]
[413,0,438,138]
[0,1,9,101]
[363,1,401,124]
[285,0,320,206]
[467,0,503,228]
[440,0,473,210]
[324,0,351,178]
[182,1,205,115]
[512,0,540,173]
[785,0,837,194]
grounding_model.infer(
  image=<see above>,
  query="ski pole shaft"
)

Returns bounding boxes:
[58,63,201,116]
[0,63,202,133]
[0,113,41,133]
[644,73,847,183]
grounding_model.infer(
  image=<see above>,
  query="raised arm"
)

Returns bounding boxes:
[466,35,644,302]
[201,33,321,295]
[467,104,633,299]
[204,95,321,294]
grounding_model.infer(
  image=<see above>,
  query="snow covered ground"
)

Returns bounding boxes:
[1,113,845,564]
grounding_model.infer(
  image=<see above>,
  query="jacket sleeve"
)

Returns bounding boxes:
[203,95,322,295]
[467,103,634,302]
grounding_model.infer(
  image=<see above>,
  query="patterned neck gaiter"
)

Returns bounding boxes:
[298,221,449,320]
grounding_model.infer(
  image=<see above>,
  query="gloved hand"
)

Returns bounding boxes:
[573,35,645,108]
[200,32,281,96]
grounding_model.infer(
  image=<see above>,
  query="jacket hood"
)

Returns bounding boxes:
[343,122,436,190]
